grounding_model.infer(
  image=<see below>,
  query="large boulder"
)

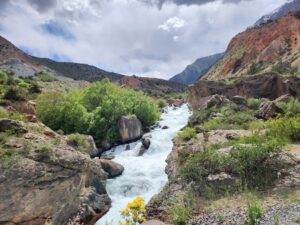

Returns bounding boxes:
[0,118,28,133]
[100,159,124,178]
[255,100,284,120]
[118,115,143,143]
[87,135,101,158]
[230,95,247,105]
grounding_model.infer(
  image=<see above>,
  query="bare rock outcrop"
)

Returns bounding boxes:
[100,159,124,178]
[187,73,300,110]
[255,100,284,120]
[118,115,143,143]
[0,121,111,225]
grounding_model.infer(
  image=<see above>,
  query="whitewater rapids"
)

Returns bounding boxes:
[98,104,191,225]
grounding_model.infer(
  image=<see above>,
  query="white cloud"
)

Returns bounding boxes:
[158,16,186,32]
[0,0,287,79]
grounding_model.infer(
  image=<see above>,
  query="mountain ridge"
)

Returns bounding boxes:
[169,53,224,85]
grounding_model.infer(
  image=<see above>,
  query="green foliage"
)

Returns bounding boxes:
[35,144,55,159]
[266,115,300,142]
[177,127,196,141]
[244,197,264,225]
[230,135,286,188]
[67,133,90,152]
[157,98,168,109]
[276,98,300,115]
[294,217,300,224]
[36,72,57,82]
[247,98,261,110]
[37,81,160,145]
[3,86,26,101]
[189,108,214,126]
[202,105,255,131]
[248,62,262,75]
[168,198,192,225]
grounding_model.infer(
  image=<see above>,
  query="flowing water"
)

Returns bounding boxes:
[98,104,191,225]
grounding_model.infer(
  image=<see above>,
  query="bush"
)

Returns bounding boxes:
[67,133,90,152]
[189,108,214,126]
[3,86,26,101]
[157,98,167,109]
[244,197,264,225]
[177,127,196,141]
[36,72,57,82]
[119,196,146,225]
[35,144,55,159]
[37,81,160,145]
[168,199,191,225]
[230,136,286,188]
[276,98,300,115]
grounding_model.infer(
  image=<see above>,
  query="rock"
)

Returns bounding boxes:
[205,94,229,109]
[187,73,300,111]
[0,118,28,133]
[138,136,151,156]
[142,137,151,149]
[87,135,101,158]
[118,115,143,143]
[173,99,184,107]
[0,135,111,225]
[100,159,124,178]
[101,140,111,151]
[255,100,284,120]
[274,94,290,103]
[10,101,36,114]
[125,144,131,151]
[43,130,56,138]
[195,125,204,133]
[25,114,37,123]
[207,172,234,182]
[100,155,115,160]
[142,220,169,225]
[162,126,169,129]
[230,95,247,105]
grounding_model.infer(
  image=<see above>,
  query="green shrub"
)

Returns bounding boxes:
[177,127,196,141]
[276,98,300,115]
[157,98,168,109]
[294,217,300,224]
[3,86,26,101]
[230,136,286,188]
[189,108,214,126]
[168,198,192,225]
[67,133,90,152]
[244,197,264,225]
[35,145,55,159]
[36,72,57,82]
[37,80,161,145]
[247,98,261,110]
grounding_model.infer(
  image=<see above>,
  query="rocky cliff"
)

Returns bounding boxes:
[203,13,300,80]
[0,105,112,225]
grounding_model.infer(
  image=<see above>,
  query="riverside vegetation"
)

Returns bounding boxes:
[146,95,300,225]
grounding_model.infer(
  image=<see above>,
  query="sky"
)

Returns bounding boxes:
[0,0,287,79]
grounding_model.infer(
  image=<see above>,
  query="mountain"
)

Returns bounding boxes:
[169,53,224,85]
[202,12,300,80]
[32,57,123,82]
[254,0,300,26]
[0,35,186,93]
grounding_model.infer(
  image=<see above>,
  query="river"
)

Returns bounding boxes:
[98,104,191,225]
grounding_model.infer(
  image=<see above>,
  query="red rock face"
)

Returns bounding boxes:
[204,14,300,80]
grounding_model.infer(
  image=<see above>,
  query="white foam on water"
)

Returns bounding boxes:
[97,104,191,225]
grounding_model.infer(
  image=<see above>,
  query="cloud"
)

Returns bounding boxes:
[28,0,57,12]
[0,0,287,79]
[158,16,186,32]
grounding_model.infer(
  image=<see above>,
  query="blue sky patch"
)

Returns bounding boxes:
[40,21,74,40]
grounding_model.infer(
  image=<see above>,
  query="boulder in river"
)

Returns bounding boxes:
[138,136,151,156]
[100,159,125,178]
[118,115,143,143]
